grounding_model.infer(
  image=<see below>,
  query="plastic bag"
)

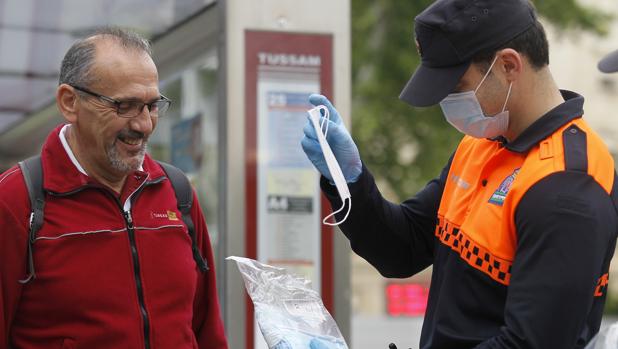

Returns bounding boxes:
[584,322,618,349]
[227,256,349,349]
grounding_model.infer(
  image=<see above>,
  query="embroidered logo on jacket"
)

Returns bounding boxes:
[167,210,179,221]
[488,168,520,206]
[150,210,180,221]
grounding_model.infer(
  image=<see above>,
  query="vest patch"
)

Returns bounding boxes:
[489,168,519,206]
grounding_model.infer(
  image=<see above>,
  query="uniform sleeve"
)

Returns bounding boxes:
[475,171,617,349]
[190,191,228,349]
[0,172,28,349]
[320,156,453,278]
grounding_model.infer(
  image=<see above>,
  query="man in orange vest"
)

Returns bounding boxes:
[301,0,618,348]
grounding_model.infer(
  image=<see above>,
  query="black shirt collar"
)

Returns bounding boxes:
[500,90,584,153]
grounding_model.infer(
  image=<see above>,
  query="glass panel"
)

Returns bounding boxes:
[0,0,217,136]
[154,48,220,256]
[194,55,220,246]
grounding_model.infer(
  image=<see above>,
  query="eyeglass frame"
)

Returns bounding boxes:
[70,84,172,118]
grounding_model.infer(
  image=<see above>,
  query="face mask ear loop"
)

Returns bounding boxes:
[501,82,513,112]
[322,198,352,226]
[474,55,500,94]
[318,106,330,138]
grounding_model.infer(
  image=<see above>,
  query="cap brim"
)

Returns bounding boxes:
[399,61,471,107]
[598,49,618,73]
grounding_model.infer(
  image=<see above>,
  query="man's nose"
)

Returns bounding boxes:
[129,105,154,134]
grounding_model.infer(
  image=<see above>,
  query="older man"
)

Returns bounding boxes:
[0,28,228,349]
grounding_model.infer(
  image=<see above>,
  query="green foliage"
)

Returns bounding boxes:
[534,0,612,35]
[603,291,618,315]
[351,0,612,201]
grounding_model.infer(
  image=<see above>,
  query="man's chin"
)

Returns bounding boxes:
[108,147,146,173]
[124,157,144,172]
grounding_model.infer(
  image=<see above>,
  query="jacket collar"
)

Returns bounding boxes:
[41,124,166,194]
[498,90,584,153]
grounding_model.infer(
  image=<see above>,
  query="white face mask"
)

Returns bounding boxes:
[439,56,513,139]
[307,105,351,226]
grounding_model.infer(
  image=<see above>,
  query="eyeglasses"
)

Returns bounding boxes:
[70,85,172,118]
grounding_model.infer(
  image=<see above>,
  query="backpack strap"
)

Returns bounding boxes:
[18,155,45,284]
[157,161,209,272]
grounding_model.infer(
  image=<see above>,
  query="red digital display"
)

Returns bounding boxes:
[386,283,429,317]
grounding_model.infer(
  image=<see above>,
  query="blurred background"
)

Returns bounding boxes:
[0,0,617,348]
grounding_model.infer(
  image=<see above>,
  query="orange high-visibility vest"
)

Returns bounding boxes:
[437,117,614,288]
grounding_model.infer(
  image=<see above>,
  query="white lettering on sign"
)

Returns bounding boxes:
[258,52,321,67]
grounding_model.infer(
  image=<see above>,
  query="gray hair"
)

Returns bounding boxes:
[58,26,152,87]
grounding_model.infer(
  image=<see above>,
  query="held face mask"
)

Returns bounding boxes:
[307,106,351,226]
[439,56,513,139]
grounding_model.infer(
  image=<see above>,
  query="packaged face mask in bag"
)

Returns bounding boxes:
[227,256,349,349]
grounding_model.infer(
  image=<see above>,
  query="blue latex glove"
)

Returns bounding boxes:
[271,338,334,349]
[301,94,362,183]
[309,338,331,349]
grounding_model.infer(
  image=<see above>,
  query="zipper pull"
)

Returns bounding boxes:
[124,211,134,227]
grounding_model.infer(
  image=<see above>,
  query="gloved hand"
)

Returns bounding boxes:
[309,338,331,349]
[301,94,362,183]
[271,338,335,349]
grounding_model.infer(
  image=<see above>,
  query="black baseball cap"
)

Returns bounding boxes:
[399,0,537,107]
[598,49,618,73]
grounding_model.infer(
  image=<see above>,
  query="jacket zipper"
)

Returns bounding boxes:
[120,177,158,349]
[121,176,157,349]
[123,209,151,349]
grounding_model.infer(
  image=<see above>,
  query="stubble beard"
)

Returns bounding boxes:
[107,141,147,173]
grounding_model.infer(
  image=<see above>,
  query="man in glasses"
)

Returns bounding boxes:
[0,28,228,348]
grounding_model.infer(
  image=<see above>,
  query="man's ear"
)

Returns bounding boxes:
[496,48,522,82]
[56,84,80,123]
